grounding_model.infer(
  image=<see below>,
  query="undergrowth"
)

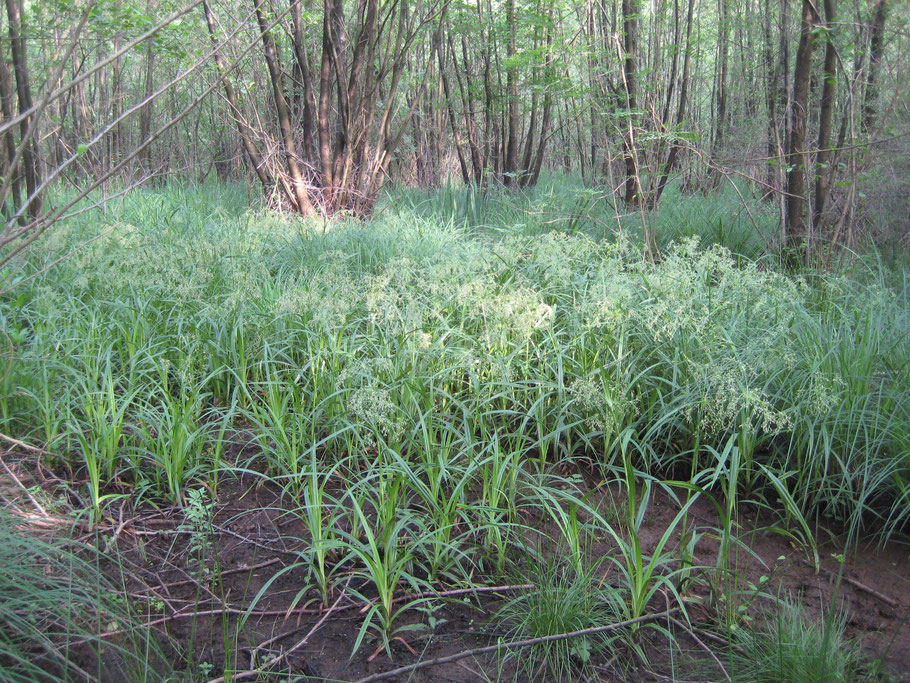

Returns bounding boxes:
[0,174,904,678]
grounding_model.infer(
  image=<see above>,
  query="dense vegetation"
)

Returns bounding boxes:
[0,177,907,679]
[1,0,908,678]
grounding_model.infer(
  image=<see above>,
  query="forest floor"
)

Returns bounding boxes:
[8,449,907,683]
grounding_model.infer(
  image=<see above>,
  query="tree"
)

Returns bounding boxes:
[784,0,816,250]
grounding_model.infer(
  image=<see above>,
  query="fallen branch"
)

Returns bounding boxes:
[800,558,899,608]
[207,577,352,683]
[0,453,48,517]
[0,433,56,456]
[669,617,731,682]
[354,608,681,683]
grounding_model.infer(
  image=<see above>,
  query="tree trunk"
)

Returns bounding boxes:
[785,0,817,249]
[438,38,470,184]
[138,0,157,174]
[290,0,317,163]
[317,0,336,203]
[862,0,887,132]
[503,0,519,186]
[4,0,41,219]
[654,0,694,205]
[620,0,640,206]
[713,0,728,151]
[0,47,22,219]
[813,0,836,229]
[201,0,273,191]
[253,0,315,215]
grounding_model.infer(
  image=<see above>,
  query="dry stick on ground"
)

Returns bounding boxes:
[101,501,129,553]
[0,453,49,517]
[94,582,536,646]
[799,558,899,608]
[353,608,681,683]
[206,577,353,683]
[0,432,57,456]
[372,583,535,613]
[132,557,283,594]
[669,617,731,682]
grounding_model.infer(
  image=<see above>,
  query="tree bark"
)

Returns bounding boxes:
[0,46,22,218]
[4,0,41,219]
[289,0,317,163]
[317,0,336,202]
[503,0,519,186]
[620,0,640,206]
[201,0,273,191]
[253,0,315,215]
[138,0,157,174]
[862,0,887,132]
[654,0,694,205]
[813,0,836,229]
[785,0,817,249]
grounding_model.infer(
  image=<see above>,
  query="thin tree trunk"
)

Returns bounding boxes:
[253,0,315,215]
[455,36,484,182]
[0,48,22,218]
[813,0,836,230]
[785,0,816,249]
[4,0,41,218]
[862,0,887,132]
[504,0,519,186]
[201,0,273,191]
[290,0,317,163]
[138,0,157,173]
[318,0,336,202]
[620,0,640,206]
[762,0,778,198]
[654,0,694,204]
[438,39,470,184]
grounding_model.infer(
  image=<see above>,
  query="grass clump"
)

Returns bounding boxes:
[729,597,870,683]
[0,512,177,682]
[493,557,624,681]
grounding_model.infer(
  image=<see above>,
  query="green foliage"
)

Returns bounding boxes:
[1,177,908,666]
[730,597,870,682]
[493,556,624,681]
[0,513,177,682]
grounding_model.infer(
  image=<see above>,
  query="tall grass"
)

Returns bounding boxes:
[0,513,177,681]
[6,179,910,531]
[1,176,908,669]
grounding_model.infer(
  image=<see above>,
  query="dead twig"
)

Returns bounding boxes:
[669,617,731,682]
[208,577,352,683]
[799,558,899,608]
[0,453,49,517]
[353,608,681,683]
[0,433,56,456]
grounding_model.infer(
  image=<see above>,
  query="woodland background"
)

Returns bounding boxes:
[0,0,907,262]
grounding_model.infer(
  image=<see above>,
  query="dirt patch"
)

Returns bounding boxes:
[5,454,910,682]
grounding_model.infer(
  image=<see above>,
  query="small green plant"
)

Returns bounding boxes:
[67,362,140,525]
[178,487,215,576]
[296,445,346,605]
[139,387,210,506]
[242,352,314,492]
[603,434,699,634]
[338,476,433,659]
